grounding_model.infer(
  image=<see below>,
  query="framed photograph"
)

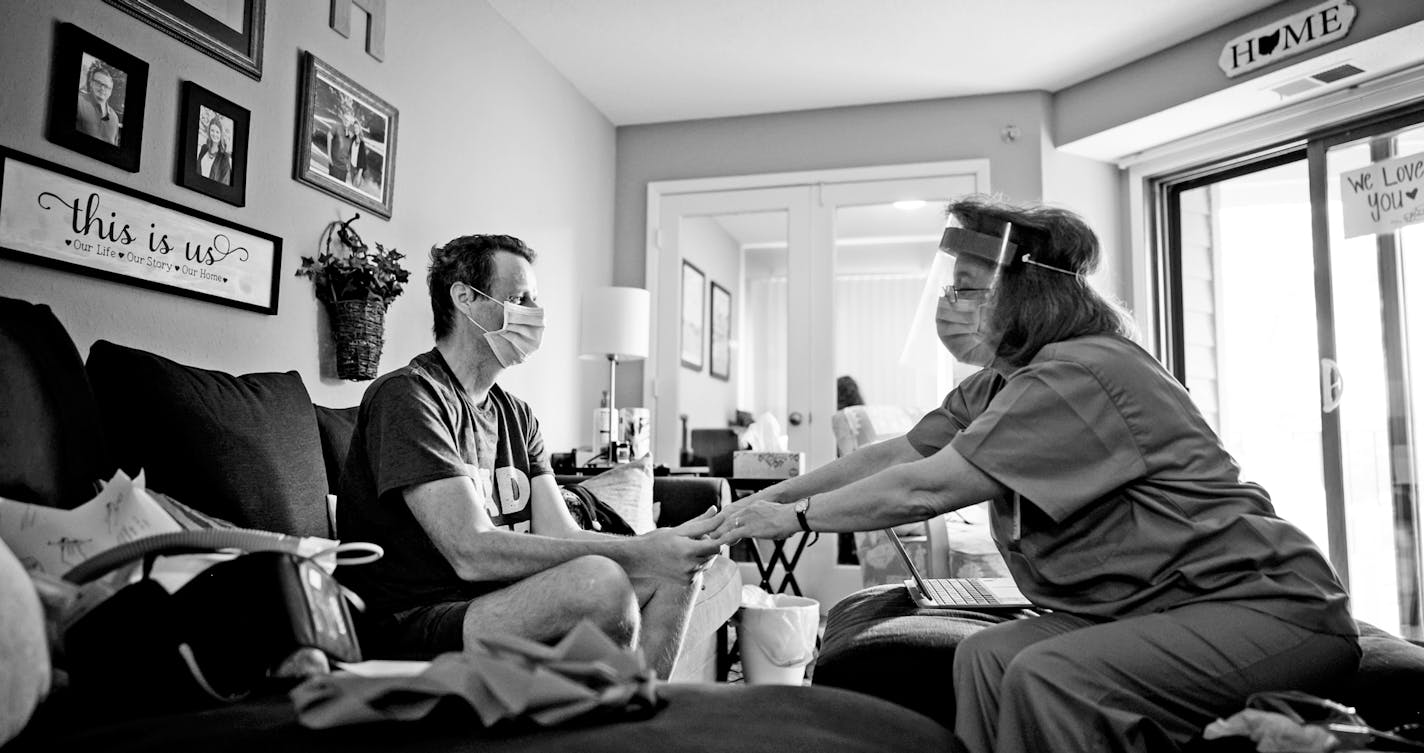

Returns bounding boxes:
[0,147,282,314]
[680,260,705,371]
[295,52,398,219]
[45,23,149,173]
[105,0,266,80]
[709,280,731,381]
[177,82,249,206]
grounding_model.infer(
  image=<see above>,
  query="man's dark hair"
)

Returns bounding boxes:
[945,195,1134,369]
[427,234,536,339]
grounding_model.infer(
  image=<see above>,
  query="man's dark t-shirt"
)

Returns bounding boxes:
[336,348,551,614]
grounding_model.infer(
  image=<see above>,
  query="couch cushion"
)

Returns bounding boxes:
[314,405,359,496]
[85,341,329,538]
[574,458,655,534]
[814,585,1017,730]
[1338,621,1424,730]
[9,683,962,753]
[0,298,113,508]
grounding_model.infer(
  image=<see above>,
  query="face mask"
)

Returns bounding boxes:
[462,286,545,367]
[935,293,997,367]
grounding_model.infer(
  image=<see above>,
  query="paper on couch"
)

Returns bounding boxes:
[0,470,181,577]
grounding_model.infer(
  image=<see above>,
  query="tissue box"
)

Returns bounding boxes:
[732,451,805,479]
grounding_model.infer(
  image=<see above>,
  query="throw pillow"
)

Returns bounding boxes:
[313,405,359,496]
[577,457,655,535]
[85,341,329,538]
[0,537,49,746]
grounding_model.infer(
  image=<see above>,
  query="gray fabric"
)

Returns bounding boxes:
[947,335,1354,636]
[953,602,1360,753]
[336,348,551,615]
[85,340,328,538]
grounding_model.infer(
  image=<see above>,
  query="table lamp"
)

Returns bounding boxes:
[579,287,650,463]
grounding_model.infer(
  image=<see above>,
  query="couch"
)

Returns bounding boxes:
[0,297,960,753]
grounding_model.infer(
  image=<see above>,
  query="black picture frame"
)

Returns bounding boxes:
[709,280,731,381]
[294,51,398,219]
[105,0,266,80]
[680,260,705,371]
[177,82,249,206]
[0,147,283,314]
[45,23,149,173]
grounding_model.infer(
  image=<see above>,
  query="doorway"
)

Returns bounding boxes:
[646,161,988,606]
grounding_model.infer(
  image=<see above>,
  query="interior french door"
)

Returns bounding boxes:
[1160,105,1424,638]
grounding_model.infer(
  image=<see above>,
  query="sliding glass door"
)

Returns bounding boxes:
[1161,108,1424,638]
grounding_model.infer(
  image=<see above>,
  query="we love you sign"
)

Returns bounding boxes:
[0,148,281,313]
[1340,151,1424,240]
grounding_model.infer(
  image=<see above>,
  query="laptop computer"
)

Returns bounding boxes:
[885,527,1033,609]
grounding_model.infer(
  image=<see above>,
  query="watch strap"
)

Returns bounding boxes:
[796,496,813,533]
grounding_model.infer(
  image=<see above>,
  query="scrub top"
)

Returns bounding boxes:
[907,334,1355,637]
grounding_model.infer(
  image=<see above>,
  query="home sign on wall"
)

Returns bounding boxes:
[1217,0,1356,79]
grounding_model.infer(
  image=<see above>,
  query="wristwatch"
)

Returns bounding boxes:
[794,497,813,533]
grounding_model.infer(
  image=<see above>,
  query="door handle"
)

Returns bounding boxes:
[787,411,804,426]
[1319,358,1344,413]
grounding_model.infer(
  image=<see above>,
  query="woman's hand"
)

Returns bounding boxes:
[626,508,722,581]
[712,499,797,544]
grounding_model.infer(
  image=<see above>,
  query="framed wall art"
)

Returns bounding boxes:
[294,51,398,219]
[0,148,282,314]
[45,23,149,173]
[177,82,250,206]
[709,280,731,381]
[680,260,705,371]
[105,0,266,80]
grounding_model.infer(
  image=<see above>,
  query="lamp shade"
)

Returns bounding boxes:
[579,286,650,361]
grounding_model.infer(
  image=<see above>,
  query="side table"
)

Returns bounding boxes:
[727,477,814,596]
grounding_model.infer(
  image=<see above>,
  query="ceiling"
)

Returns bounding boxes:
[487,0,1284,126]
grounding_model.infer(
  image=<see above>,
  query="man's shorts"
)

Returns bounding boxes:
[368,601,469,658]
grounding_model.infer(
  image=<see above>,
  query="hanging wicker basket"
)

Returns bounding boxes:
[329,298,386,381]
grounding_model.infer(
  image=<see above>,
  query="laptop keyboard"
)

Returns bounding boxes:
[923,578,998,606]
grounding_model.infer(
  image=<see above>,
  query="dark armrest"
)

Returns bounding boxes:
[552,474,730,529]
[653,476,731,527]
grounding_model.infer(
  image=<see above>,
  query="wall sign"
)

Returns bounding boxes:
[1218,1,1356,79]
[0,148,281,314]
[1339,150,1424,239]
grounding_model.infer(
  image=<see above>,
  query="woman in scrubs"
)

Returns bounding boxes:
[712,196,1359,753]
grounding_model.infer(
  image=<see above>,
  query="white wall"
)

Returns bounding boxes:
[0,0,616,452]
[677,217,740,430]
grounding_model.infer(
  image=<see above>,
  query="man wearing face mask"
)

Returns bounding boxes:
[337,234,723,678]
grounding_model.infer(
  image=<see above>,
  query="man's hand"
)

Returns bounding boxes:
[625,507,722,581]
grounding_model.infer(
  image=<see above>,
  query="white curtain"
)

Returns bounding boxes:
[834,274,942,414]
[744,276,788,423]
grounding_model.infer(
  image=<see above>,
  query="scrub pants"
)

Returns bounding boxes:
[951,602,1360,753]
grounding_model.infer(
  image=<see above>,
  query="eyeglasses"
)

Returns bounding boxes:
[941,285,991,304]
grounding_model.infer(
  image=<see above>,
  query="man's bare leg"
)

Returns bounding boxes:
[460,555,639,648]
[633,571,704,679]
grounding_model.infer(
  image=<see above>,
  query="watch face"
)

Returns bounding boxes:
[795,499,809,513]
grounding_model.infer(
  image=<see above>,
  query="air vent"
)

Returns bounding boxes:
[1311,63,1366,84]
[1271,78,1322,98]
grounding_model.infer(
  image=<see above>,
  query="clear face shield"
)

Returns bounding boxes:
[934,217,1016,367]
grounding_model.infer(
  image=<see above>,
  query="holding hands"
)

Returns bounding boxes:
[710,497,797,545]
[629,506,723,581]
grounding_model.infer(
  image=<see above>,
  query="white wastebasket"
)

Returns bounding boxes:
[738,594,819,685]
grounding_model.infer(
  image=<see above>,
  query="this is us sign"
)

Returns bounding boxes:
[0,148,281,313]
[1218,1,1356,79]
[1340,151,1424,240]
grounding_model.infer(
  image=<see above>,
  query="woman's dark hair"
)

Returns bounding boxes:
[836,375,865,410]
[427,234,536,339]
[945,195,1135,369]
